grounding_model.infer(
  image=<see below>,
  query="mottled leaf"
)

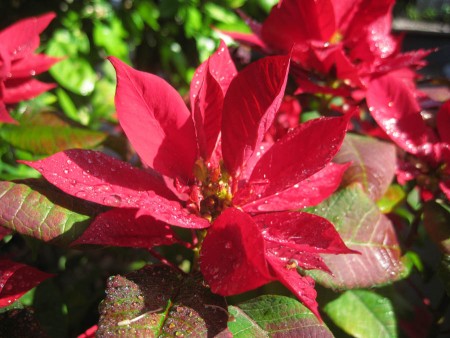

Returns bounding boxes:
[97,265,230,337]
[377,184,406,214]
[306,185,405,289]
[323,290,397,338]
[334,133,396,200]
[423,201,450,254]
[0,180,92,245]
[228,295,332,337]
[0,123,106,155]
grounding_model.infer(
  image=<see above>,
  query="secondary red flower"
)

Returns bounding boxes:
[0,12,59,123]
[367,74,450,201]
[25,42,354,318]
[225,0,430,97]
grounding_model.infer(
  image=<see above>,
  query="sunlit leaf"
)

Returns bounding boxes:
[323,290,397,338]
[334,133,396,201]
[377,184,406,214]
[228,295,332,337]
[306,185,405,289]
[97,265,230,337]
[0,180,93,246]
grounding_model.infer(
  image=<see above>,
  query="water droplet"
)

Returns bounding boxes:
[30,70,36,76]
[224,241,232,249]
[103,195,122,206]
[75,191,87,199]
[63,169,69,174]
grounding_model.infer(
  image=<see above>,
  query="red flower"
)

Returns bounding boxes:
[0,12,59,123]
[25,42,354,318]
[225,0,430,97]
[367,74,450,200]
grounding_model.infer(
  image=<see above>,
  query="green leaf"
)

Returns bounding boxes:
[423,201,450,254]
[0,113,107,155]
[377,184,406,214]
[93,18,130,62]
[323,290,397,338]
[137,1,160,31]
[47,29,96,95]
[228,295,332,337]
[306,185,405,289]
[0,180,93,246]
[97,265,230,337]
[334,133,396,201]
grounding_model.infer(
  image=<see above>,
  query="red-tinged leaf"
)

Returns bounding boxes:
[220,30,266,50]
[306,185,405,289]
[222,55,290,176]
[228,295,333,337]
[255,211,354,255]
[334,133,396,201]
[200,208,272,296]
[0,308,48,337]
[240,162,349,212]
[423,201,450,254]
[372,49,433,76]
[0,101,16,124]
[108,57,197,181]
[437,100,450,145]
[0,124,106,155]
[97,265,230,337]
[248,115,349,199]
[266,255,320,320]
[261,0,335,51]
[0,259,53,307]
[0,12,55,60]
[10,54,60,78]
[367,74,437,155]
[77,325,97,338]
[24,150,209,230]
[0,180,94,245]
[72,208,179,248]
[2,78,56,104]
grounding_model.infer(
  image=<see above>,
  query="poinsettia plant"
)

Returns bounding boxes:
[0,0,449,336]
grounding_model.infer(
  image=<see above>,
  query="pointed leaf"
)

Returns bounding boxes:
[0,124,106,155]
[307,185,405,289]
[0,180,93,245]
[109,56,197,181]
[248,115,349,198]
[228,295,332,337]
[97,265,230,337]
[423,201,450,254]
[10,54,60,78]
[72,208,180,248]
[323,290,397,338]
[240,162,349,212]
[367,74,436,155]
[200,208,272,296]
[334,133,396,200]
[222,55,290,176]
[24,150,209,229]
[2,78,55,104]
[0,259,53,307]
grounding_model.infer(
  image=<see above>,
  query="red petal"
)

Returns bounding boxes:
[239,162,349,212]
[72,208,179,248]
[10,54,60,78]
[200,208,272,295]
[108,57,197,181]
[254,211,354,255]
[222,55,290,176]
[262,0,335,51]
[0,259,53,307]
[248,115,349,198]
[367,74,437,155]
[437,101,450,145]
[23,150,209,229]
[2,78,55,103]
[266,254,321,320]
[0,13,55,60]
[0,101,17,124]
[190,42,236,161]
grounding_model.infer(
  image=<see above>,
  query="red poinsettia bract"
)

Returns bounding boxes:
[367,74,450,201]
[25,42,354,318]
[225,0,430,98]
[0,12,59,123]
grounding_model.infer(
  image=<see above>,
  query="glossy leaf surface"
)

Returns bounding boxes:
[307,185,405,289]
[228,295,332,337]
